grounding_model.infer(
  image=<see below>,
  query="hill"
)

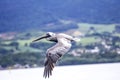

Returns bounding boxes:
[0,0,120,32]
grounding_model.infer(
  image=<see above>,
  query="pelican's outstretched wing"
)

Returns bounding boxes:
[43,53,62,78]
[43,57,54,78]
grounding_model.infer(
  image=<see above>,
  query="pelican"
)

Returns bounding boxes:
[32,32,78,78]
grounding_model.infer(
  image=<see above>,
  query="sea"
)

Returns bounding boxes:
[0,63,120,80]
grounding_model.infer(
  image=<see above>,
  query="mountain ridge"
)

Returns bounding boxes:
[0,0,120,32]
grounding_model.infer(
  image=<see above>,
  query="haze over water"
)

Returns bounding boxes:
[0,63,120,80]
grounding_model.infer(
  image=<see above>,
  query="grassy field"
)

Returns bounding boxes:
[76,23,118,45]
[77,23,115,33]
[80,36,100,45]
[1,23,120,68]
[1,23,119,53]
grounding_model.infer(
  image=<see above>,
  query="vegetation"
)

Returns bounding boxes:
[59,53,120,66]
[0,23,120,69]
[0,52,44,67]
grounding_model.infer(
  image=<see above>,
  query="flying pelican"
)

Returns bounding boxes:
[32,32,79,78]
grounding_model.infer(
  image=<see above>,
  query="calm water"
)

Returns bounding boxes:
[0,63,120,80]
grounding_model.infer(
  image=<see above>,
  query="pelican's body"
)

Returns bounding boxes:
[32,32,77,78]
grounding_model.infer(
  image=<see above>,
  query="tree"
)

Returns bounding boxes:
[115,25,120,33]
[9,42,19,47]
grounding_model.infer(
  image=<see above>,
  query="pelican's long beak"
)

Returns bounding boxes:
[32,34,50,42]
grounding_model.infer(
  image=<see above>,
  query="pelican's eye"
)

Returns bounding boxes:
[46,33,51,37]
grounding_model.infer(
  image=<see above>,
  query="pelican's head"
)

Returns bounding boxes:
[46,32,56,37]
[32,32,56,42]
